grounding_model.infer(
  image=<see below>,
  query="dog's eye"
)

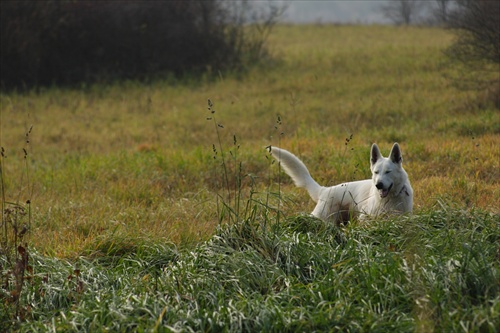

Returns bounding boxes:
[385,170,391,174]
[374,171,379,175]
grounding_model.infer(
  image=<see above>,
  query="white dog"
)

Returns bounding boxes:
[269,143,413,223]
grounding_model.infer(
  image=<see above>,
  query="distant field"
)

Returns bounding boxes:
[1,24,498,256]
[1,24,499,332]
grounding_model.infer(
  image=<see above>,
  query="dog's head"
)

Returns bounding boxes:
[370,143,404,198]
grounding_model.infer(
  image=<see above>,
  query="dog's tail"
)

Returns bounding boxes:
[270,147,321,202]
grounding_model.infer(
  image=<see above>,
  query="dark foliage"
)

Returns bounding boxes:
[0,1,274,89]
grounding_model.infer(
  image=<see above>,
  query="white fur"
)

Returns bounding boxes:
[270,143,413,223]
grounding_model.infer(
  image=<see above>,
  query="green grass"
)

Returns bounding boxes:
[1,24,499,331]
[3,208,498,332]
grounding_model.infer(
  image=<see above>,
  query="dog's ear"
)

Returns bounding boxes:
[371,143,382,165]
[389,143,402,164]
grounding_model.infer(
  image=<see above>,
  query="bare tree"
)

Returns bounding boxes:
[433,0,453,24]
[447,0,499,65]
[380,0,423,25]
[223,0,286,64]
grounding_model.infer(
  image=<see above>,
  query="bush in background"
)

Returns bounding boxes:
[0,0,281,89]
[445,0,500,108]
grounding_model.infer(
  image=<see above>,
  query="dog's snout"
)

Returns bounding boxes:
[375,182,384,190]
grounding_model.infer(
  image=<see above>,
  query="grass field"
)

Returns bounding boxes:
[1,25,499,331]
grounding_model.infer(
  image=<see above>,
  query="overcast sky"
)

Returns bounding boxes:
[275,1,393,24]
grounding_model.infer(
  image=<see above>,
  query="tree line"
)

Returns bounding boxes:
[0,1,282,90]
[1,0,497,99]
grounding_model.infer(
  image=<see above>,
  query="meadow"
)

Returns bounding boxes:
[1,25,499,331]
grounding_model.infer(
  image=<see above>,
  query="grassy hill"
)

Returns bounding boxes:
[1,25,499,331]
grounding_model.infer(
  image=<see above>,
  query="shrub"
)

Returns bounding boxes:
[0,1,281,89]
[444,0,500,108]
